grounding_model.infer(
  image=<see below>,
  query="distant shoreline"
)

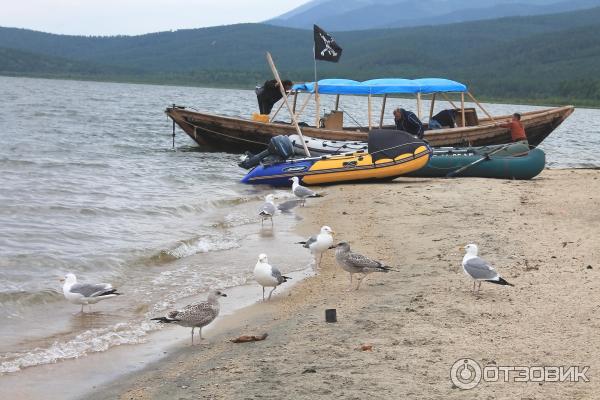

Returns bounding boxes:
[1,73,598,109]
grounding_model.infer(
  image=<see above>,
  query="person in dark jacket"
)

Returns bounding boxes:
[256,79,293,115]
[393,108,424,139]
[429,109,456,129]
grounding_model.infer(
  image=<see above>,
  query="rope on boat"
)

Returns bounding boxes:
[193,125,267,145]
[338,107,365,130]
[172,103,176,149]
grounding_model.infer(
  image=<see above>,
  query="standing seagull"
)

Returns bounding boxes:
[290,177,322,206]
[462,244,513,293]
[254,253,291,301]
[61,273,121,313]
[151,289,227,345]
[297,225,334,267]
[259,194,277,226]
[333,242,394,291]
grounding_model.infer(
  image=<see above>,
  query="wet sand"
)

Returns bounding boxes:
[24,169,600,399]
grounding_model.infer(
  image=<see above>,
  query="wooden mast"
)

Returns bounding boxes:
[368,94,372,131]
[292,91,298,114]
[460,92,466,127]
[266,52,311,157]
[428,93,436,121]
[379,94,388,128]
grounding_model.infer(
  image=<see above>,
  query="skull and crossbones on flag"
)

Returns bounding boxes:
[313,25,343,63]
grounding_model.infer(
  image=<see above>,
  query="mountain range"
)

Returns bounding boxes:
[268,0,600,30]
[1,6,599,105]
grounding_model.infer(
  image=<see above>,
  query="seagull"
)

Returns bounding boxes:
[290,176,322,206]
[258,194,277,226]
[462,243,514,293]
[333,242,395,291]
[151,289,227,345]
[253,253,291,301]
[61,273,121,313]
[297,225,334,267]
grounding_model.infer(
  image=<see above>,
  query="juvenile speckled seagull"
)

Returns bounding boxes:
[254,253,291,301]
[333,242,395,291]
[462,243,513,293]
[61,273,121,313]
[290,176,322,206]
[151,289,227,345]
[258,194,277,226]
[297,225,334,267]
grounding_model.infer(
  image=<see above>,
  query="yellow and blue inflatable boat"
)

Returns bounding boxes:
[241,130,432,186]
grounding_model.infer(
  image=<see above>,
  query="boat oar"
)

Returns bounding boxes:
[446,143,513,178]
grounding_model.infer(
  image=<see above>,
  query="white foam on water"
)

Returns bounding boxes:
[0,321,155,374]
[165,235,240,259]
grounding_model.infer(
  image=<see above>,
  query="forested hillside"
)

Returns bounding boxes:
[1,7,599,105]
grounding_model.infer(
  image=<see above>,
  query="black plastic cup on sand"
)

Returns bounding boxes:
[325,309,337,323]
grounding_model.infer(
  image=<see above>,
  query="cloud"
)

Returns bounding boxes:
[0,0,310,35]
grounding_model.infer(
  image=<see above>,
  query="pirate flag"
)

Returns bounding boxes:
[313,24,342,63]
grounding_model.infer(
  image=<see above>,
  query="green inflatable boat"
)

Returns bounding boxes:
[407,142,545,179]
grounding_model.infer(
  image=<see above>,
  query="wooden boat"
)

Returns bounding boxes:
[166,78,573,154]
[241,130,432,186]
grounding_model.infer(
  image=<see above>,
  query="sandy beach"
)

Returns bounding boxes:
[83,169,600,399]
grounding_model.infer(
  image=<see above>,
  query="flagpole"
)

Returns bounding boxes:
[313,45,320,129]
[266,52,311,157]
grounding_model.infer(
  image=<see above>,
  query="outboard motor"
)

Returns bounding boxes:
[239,135,294,169]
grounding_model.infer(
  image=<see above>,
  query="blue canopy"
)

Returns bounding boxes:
[292,78,467,95]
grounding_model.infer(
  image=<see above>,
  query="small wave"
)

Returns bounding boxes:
[154,235,240,262]
[0,289,63,308]
[0,321,154,374]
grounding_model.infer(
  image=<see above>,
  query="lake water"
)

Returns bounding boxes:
[0,76,598,377]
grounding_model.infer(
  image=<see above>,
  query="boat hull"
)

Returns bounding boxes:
[407,147,546,179]
[241,145,432,186]
[166,106,573,153]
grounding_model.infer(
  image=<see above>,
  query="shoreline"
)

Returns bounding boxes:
[1,75,599,109]
[80,168,600,399]
[0,194,314,399]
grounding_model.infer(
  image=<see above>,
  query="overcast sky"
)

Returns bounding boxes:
[0,0,311,36]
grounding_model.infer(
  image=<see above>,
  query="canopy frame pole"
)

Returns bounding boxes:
[440,92,458,109]
[334,94,340,111]
[460,92,466,127]
[428,93,436,121]
[295,92,313,120]
[379,94,388,128]
[416,92,422,120]
[266,52,311,157]
[368,94,373,131]
[467,91,496,123]
[269,95,287,122]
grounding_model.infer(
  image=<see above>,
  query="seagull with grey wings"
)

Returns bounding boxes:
[254,253,291,301]
[333,242,396,291]
[259,194,277,226]
[461,243,513,293]
[297,225,334,267]
[290,177,322,206]
[61,273,121,313]
[151,289,227,345]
